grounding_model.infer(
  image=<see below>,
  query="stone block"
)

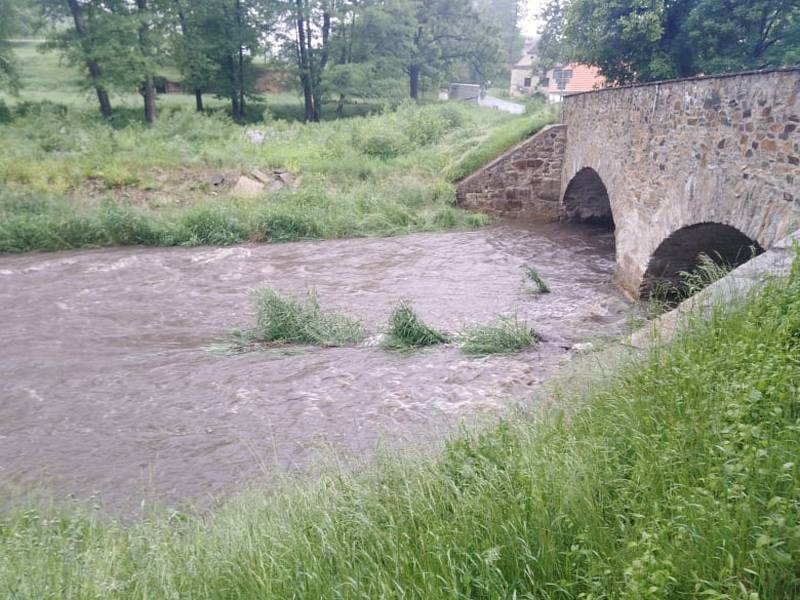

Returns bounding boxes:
[233,175,265,197]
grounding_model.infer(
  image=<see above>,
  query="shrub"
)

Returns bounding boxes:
[0,99,12,124]
[398,104,450,146]
[460,317,537,356]
[254,288,366,347]
[356,129,408,159]
[383,301,448,350]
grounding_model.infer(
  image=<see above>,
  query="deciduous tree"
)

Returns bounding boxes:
[539,0,800,84]
[0,0,21,93]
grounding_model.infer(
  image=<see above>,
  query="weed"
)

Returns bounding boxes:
[383,301,448,350]
[253,288,366,347]
[523,265,551,294]
[460,317,537,356]
[647,253,734,316]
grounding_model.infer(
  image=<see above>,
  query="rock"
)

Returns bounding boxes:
[249,168,273,184]
[245,129,265,144]
[232,175,265,197]
[209,174,225,186]
[572,342,595,353]
[268,179,285,192]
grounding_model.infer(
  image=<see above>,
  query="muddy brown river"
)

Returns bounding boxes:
[0,222,629,513]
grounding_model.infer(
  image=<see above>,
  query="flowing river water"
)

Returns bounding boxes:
[0,222,630,513]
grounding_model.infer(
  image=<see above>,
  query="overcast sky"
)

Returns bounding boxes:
[522,0,547,36]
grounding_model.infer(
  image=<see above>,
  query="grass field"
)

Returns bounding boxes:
[0,40,557,254]
[2,254,798,598]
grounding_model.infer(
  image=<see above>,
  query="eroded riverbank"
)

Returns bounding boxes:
[0,222,629,513]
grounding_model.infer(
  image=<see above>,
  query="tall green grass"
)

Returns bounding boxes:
[2,257,799,598]
[647,253,734,316]
[460,317,536,356]
[0,182,490,253]
[253,288,366,347]
[382,301,449,350]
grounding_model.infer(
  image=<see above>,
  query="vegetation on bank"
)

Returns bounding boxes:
[3,257,798,598]
[0,99,555,254]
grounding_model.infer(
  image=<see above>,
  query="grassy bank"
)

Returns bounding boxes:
[0,40,557,254]
[3,259,798,597]
[0,101,554,253]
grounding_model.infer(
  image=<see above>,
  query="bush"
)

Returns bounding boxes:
[0,99,12,124]
[356,129,408,159]
[397,104,451,146]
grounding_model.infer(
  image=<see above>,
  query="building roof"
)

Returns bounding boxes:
[547,63,605,94]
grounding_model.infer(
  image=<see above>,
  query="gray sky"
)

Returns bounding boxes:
[522,0,547,36]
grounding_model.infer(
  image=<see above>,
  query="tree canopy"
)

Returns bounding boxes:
[539,0,800,84]
[0,0,22,92]
[0,0,505,121]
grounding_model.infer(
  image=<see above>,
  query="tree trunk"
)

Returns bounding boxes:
[336,93,345,118]
[195,89,204,112]
[409,64,421,100]
[226,54,241,120]
[311,8,331,122]
[136,0,157,123]
[236,0,245,119]
[304,12,318,122]
[142,76,157,123]
[65,0,112,118]
[231,93,240,120]
[95,84,113,119]
[294,0,314,122]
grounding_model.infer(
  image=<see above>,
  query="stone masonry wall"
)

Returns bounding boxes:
[456,124,566,219]
[561,69,800,296]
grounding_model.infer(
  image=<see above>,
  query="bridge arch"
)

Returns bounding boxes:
[640,222,764,297]
[562,167,615,227]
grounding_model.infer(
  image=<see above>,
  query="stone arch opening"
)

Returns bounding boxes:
[641,222,764,298]
[562,168,615,228]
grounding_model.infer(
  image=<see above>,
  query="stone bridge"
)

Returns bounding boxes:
[457,68,800,298]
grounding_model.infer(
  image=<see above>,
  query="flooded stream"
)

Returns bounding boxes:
[0,222,629,513]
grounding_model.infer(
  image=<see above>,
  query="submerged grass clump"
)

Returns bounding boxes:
[3,258,800,597]
[523,265,550,294]
[253,288,365,347]
[460,317,536,356]
[383,301,448,350]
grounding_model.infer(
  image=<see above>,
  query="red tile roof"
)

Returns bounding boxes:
[547,63,605,94]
